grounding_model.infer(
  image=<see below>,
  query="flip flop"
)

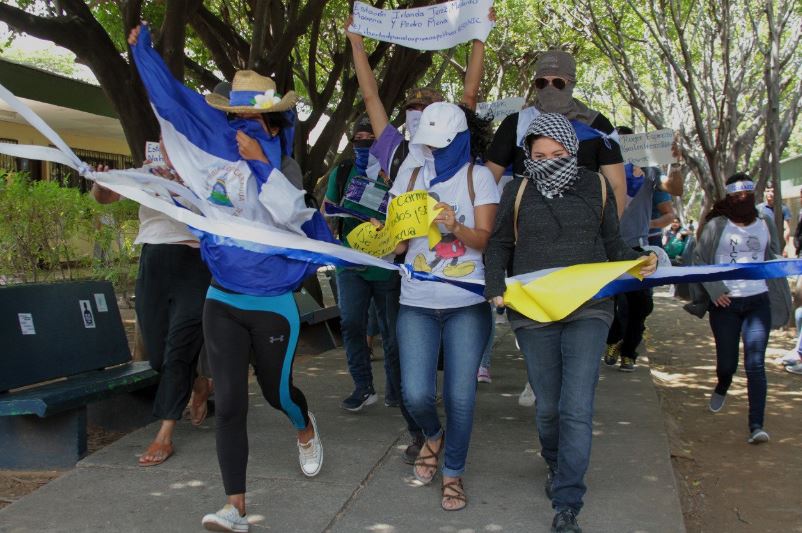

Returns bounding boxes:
[138,441,174,467]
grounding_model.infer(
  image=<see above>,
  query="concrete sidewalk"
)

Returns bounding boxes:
[0,323,684,533]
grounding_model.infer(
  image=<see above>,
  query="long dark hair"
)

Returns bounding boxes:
[458,104,494,162]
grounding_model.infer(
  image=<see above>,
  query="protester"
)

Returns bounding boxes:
[344,11,492,463]
[484,113,656,533]
[484,50,627,213]
[604,127,684,371]
[757,186,792,256]
[91,143,210,467]
[477,305,496,383]
[484,49,630,401]
[647,189,675,246]
[793,188,802,258]
[321,115,404,412]
[686,173,791,445]
[129,24,334,532]
[663,217,691,264]
[389,102,499,511]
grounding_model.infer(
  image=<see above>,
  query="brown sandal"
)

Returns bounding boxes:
[190,376,213,426]
[413,437,443,484]
[441,478,467,511]
[138,441,174,467]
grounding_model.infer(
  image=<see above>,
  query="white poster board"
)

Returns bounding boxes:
[145,141,164,165]
[349,0,494,51]
[477,96,525,121]
[619,129,675,167]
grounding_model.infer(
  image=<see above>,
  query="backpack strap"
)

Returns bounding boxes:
[598,172,607,225]
[467,163,475,206]
[407,167,421,192]
[513,179,528,244]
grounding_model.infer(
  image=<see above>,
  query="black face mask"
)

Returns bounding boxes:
[707,192,758,224]
[353,139,373,149]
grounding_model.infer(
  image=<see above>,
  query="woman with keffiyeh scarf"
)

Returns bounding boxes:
[483,113,656,533]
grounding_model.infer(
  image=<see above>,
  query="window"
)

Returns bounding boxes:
[0,138,19,173]
[49,148,133,193]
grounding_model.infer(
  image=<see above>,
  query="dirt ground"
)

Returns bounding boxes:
[3,292,802,531]
[646,290,802,533]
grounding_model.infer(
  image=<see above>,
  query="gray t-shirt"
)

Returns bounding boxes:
[281,155,304,190]
[619,166,663,248]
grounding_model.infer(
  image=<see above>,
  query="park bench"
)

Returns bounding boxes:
[0,280,159,469]
[294,286,341,354]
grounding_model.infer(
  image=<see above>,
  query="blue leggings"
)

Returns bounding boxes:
[204,286,309,495]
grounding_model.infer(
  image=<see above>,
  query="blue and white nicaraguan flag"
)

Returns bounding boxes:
[130,24,342,295]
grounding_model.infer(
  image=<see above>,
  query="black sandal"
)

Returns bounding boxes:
[441,478,467,511]
[413,437,442,484]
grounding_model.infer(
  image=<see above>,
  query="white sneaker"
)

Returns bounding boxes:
[518,382,536,407]
[298,412,323,477]
[202,504,249,532]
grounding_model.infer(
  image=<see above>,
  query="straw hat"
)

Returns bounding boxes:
[205,70,298,113]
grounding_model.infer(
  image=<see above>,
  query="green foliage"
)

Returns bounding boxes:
[0,171,139,296]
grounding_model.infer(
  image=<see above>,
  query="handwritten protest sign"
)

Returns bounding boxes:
[619,129,675,167]
[349,0,494,51]
[145,141,164,165]
[477,96,525,121]
[347,190,443,256]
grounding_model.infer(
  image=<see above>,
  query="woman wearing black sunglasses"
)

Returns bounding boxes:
[484,50,627,219]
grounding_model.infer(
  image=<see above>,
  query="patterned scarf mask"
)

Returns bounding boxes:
[521,113,580,199]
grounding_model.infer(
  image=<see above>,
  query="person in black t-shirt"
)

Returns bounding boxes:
[485,50,627,218]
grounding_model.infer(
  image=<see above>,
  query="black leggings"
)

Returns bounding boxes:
[203,287,310,495]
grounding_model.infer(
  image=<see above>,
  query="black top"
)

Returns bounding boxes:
[484,169,639,326]
[486,111,622,176]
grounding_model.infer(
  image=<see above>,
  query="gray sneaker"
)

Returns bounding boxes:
[708,391,726,413]
[747,428,770,444]
[786,362,802,375]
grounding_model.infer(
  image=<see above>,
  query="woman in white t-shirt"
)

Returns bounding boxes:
[388,102,499,511]
[692,172,791,445]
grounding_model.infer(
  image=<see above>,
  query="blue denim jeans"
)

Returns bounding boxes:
[708,292,770,431]
[515,318,609,515]
[397,301,490,477]
[337,269,420,436]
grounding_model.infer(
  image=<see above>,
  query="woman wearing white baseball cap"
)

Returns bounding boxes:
[388,101,499,511]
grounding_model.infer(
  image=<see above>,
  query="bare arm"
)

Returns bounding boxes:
[345,17,389,137]
[649,201,675,229]
[461,40,484,111]
[91,183,121,204]
[484,160,506,184]
[659,164,685,196]
[600,162,627,218]
[434,202,497,251]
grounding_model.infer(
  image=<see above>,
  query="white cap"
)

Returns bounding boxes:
[410,102,468,148]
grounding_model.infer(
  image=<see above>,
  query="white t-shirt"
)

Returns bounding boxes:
[390,162,499,309]
[715,219,769,297]
[135,205,198,245]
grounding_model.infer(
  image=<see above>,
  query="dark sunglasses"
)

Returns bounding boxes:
[534,78,567,90]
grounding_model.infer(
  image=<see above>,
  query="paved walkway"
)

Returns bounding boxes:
[0,322,684,532]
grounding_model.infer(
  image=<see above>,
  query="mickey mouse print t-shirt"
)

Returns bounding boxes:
[390,161,499,309]
[715,218,769,297]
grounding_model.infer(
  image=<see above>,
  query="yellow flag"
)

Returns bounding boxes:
[346,190,443,256]
[504,259,647,323]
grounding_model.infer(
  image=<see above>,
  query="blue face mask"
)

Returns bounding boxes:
[625,163,644,197]
[429,130,472,186]
[354,147,371,173]
[229,117,282,170]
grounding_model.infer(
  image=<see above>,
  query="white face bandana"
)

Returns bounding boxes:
[406,109,422,139]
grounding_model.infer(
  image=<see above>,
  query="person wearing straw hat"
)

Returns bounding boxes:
[128,23,334,532]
